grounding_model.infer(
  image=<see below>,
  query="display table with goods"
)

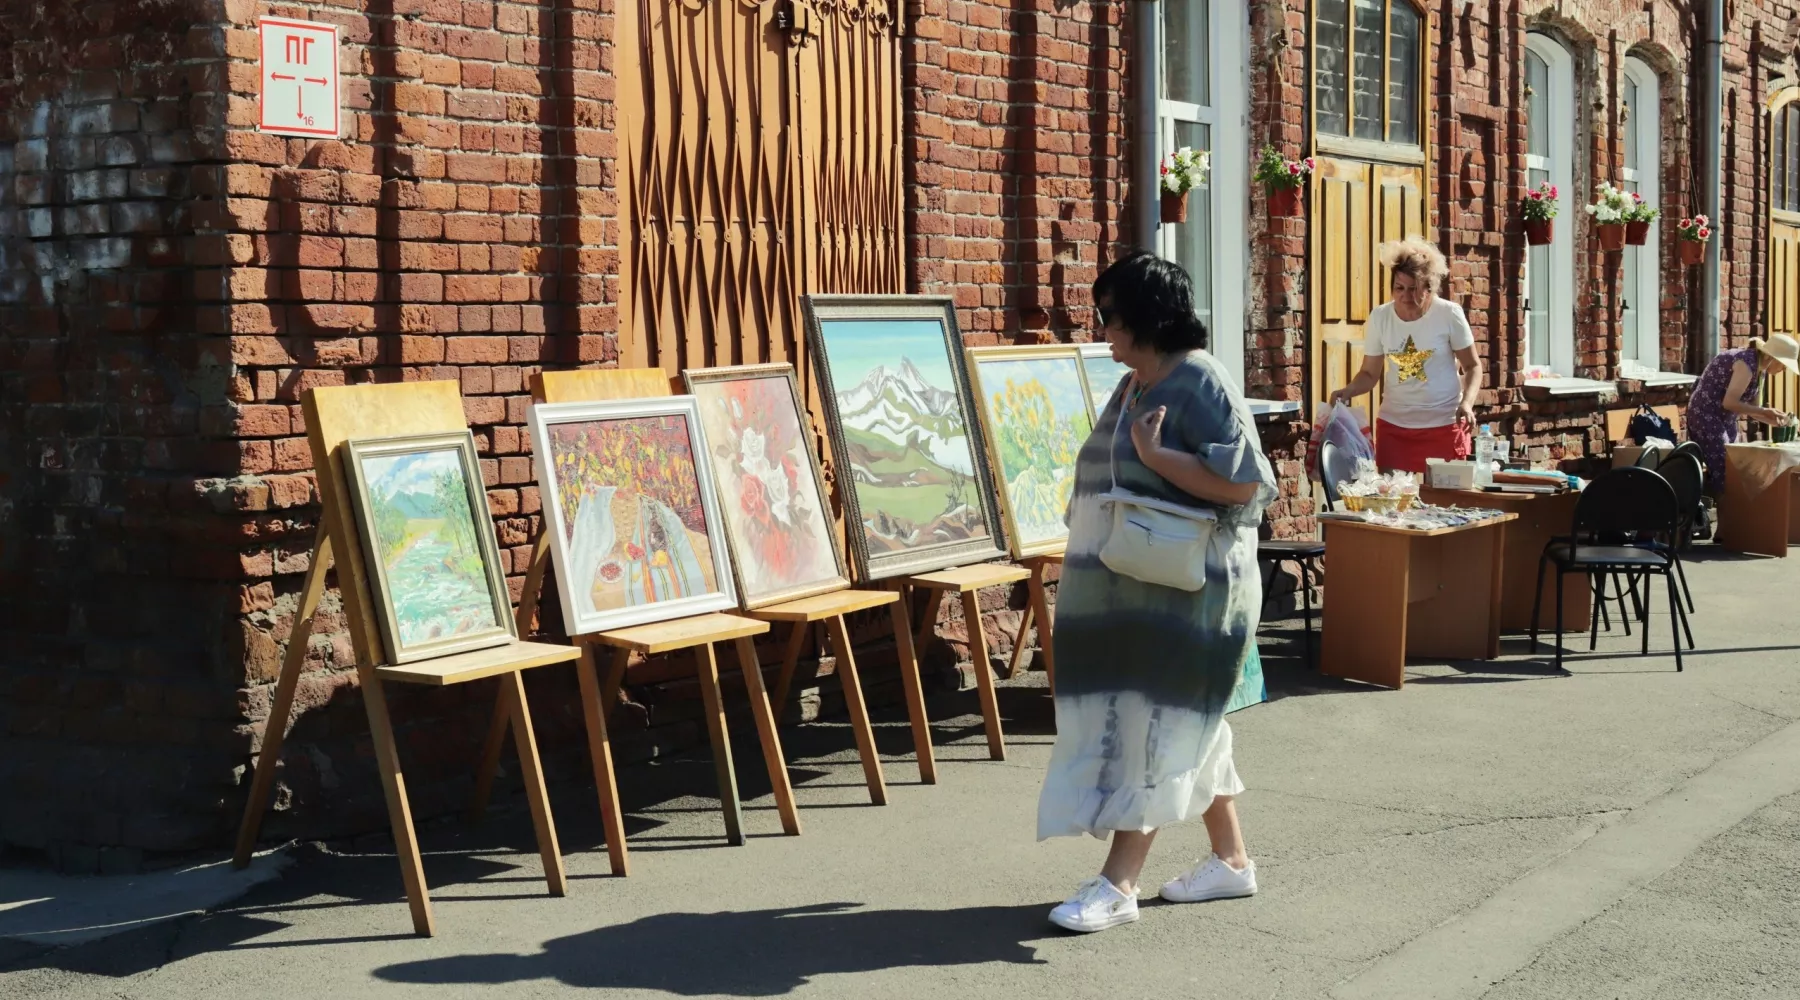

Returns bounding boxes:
[1717,441,1800,557]
[1320,467,1516,688]
[1420,480,1589,632]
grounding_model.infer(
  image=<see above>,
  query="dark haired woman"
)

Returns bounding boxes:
[1038,250,1277,933]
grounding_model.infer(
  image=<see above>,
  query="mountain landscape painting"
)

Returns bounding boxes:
[968,350,1094,556]
[805,299,1006,579]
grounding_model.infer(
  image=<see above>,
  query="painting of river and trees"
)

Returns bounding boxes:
[529,397,738,634]
[345,432,516,664]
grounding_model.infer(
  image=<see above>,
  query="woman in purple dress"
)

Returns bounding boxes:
[1684,335,1800,492]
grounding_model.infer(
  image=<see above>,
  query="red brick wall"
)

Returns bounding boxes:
[0,0,248,859]
[904,0,1127,342]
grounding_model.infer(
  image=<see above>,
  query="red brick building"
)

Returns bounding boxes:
[1,0,1795,860]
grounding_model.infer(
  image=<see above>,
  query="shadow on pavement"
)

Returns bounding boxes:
[371,901,1051,995]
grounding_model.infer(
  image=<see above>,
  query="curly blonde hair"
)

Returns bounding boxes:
[1378,238,1449,295]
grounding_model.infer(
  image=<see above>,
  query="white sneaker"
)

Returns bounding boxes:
[1160,854,1258,903]
[1048,875,1140,933]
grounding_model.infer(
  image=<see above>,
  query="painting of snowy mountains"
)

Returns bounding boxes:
[804,296,1006,580]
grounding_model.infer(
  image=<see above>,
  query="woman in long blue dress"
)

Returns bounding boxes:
[1039,251,1278,933]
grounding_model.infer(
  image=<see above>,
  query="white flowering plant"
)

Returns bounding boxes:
[1582,182,1632,223]
[1622,191,1660,223]
[1160,147,1211,196]
[1676,214,1712,242]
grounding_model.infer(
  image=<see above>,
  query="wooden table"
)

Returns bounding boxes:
[1320,513,1515,689]
[1717,443,1800,558]
[1419,487,1587,631]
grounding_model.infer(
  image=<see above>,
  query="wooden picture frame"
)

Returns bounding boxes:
[802,294,1008,580]
[1076,342,1132,422]
[683,363,853,609]
[965,345,1096,558]
[341,431,518,664]
[528,396,739,634]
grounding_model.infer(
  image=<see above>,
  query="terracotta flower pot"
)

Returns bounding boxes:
[1625,220,1650,246]
[1679,239,1706,265]
[1266,185,1302,217]
[1596,222,1626,252]
[1524,219,1554,245]
[1160,191,1189,224]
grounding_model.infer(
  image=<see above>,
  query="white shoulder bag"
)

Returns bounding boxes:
[1098,397,1218,592]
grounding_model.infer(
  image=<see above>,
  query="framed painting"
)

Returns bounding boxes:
[1077,342,1133,422]
[965,345,1096,558]
[341,432,517,664]
[528,396,738,634]
[683,363,851,609]
[802,295,1007,580]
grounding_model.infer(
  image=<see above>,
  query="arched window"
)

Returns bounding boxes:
[1314,0,1423,147]
[1619,57,1662,373]
[1776,99,1800,215]
[1524,33,1576,375]
[1161,0,1248,384]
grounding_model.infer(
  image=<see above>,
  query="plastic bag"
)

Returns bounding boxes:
[1308,401,1376,481]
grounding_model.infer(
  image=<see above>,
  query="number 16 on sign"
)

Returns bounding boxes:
[258,18,340,138]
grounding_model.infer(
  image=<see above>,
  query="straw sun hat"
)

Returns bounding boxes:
[1757,334,1800,375]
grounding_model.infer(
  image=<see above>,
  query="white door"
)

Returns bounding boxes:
[1619,57,1661,372]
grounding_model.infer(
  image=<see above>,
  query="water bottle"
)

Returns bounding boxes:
[1474,424,1497,486]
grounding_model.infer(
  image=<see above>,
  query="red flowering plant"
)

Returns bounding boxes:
[1520,180,1559,221]
[1253,146,1314,190]
[1676,214,1712,242]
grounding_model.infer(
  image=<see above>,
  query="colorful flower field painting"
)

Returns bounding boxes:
[530,398,736,634]
[345,432,515,664]
[968,350,1094,556]
[1077,344,1132,421]
[686,366,848,608]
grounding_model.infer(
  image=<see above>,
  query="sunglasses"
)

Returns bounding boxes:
[1095,305,1114,328]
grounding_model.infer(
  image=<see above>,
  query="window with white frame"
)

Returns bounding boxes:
[1524,33,1576,375]
[1619,57,1661,373]
[1161,0,1248,385]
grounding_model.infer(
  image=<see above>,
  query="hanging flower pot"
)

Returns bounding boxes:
[1161,191,1189,224]
[1266,185,1302,217]
[1675,215,1711,265]
[1625,221,1650,246]
[1622,192,1657,246]
[1254,147,1313,219]
[1596,222,1626,252]
[1524,219,1554,245]
[1159,146,1208,226]
[1584,182,1630,253]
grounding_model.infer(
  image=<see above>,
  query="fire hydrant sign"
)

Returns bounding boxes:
[258,18,340,137]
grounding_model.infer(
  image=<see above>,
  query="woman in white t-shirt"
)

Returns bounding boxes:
[1329,239,1484,473]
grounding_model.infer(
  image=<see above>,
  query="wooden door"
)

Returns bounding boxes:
[1309,158,1428,424]
[1770,219,1800,415]
[614,0,903,405]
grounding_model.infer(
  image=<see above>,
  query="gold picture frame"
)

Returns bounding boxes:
[340,431,518,664]
[965,345,1096,558]
[683,363,853,609]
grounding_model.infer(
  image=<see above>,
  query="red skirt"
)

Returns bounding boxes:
[1376,419,1472,474]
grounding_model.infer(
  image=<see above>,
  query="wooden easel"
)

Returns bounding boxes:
[1002,550,1061,692]
[749,585,938,802]
[470,368,801,845]
[232,380,579,937]
[897,561,1031,761]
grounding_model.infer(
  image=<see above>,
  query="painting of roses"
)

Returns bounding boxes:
[685,364,849,608]
[528,397,738,634]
